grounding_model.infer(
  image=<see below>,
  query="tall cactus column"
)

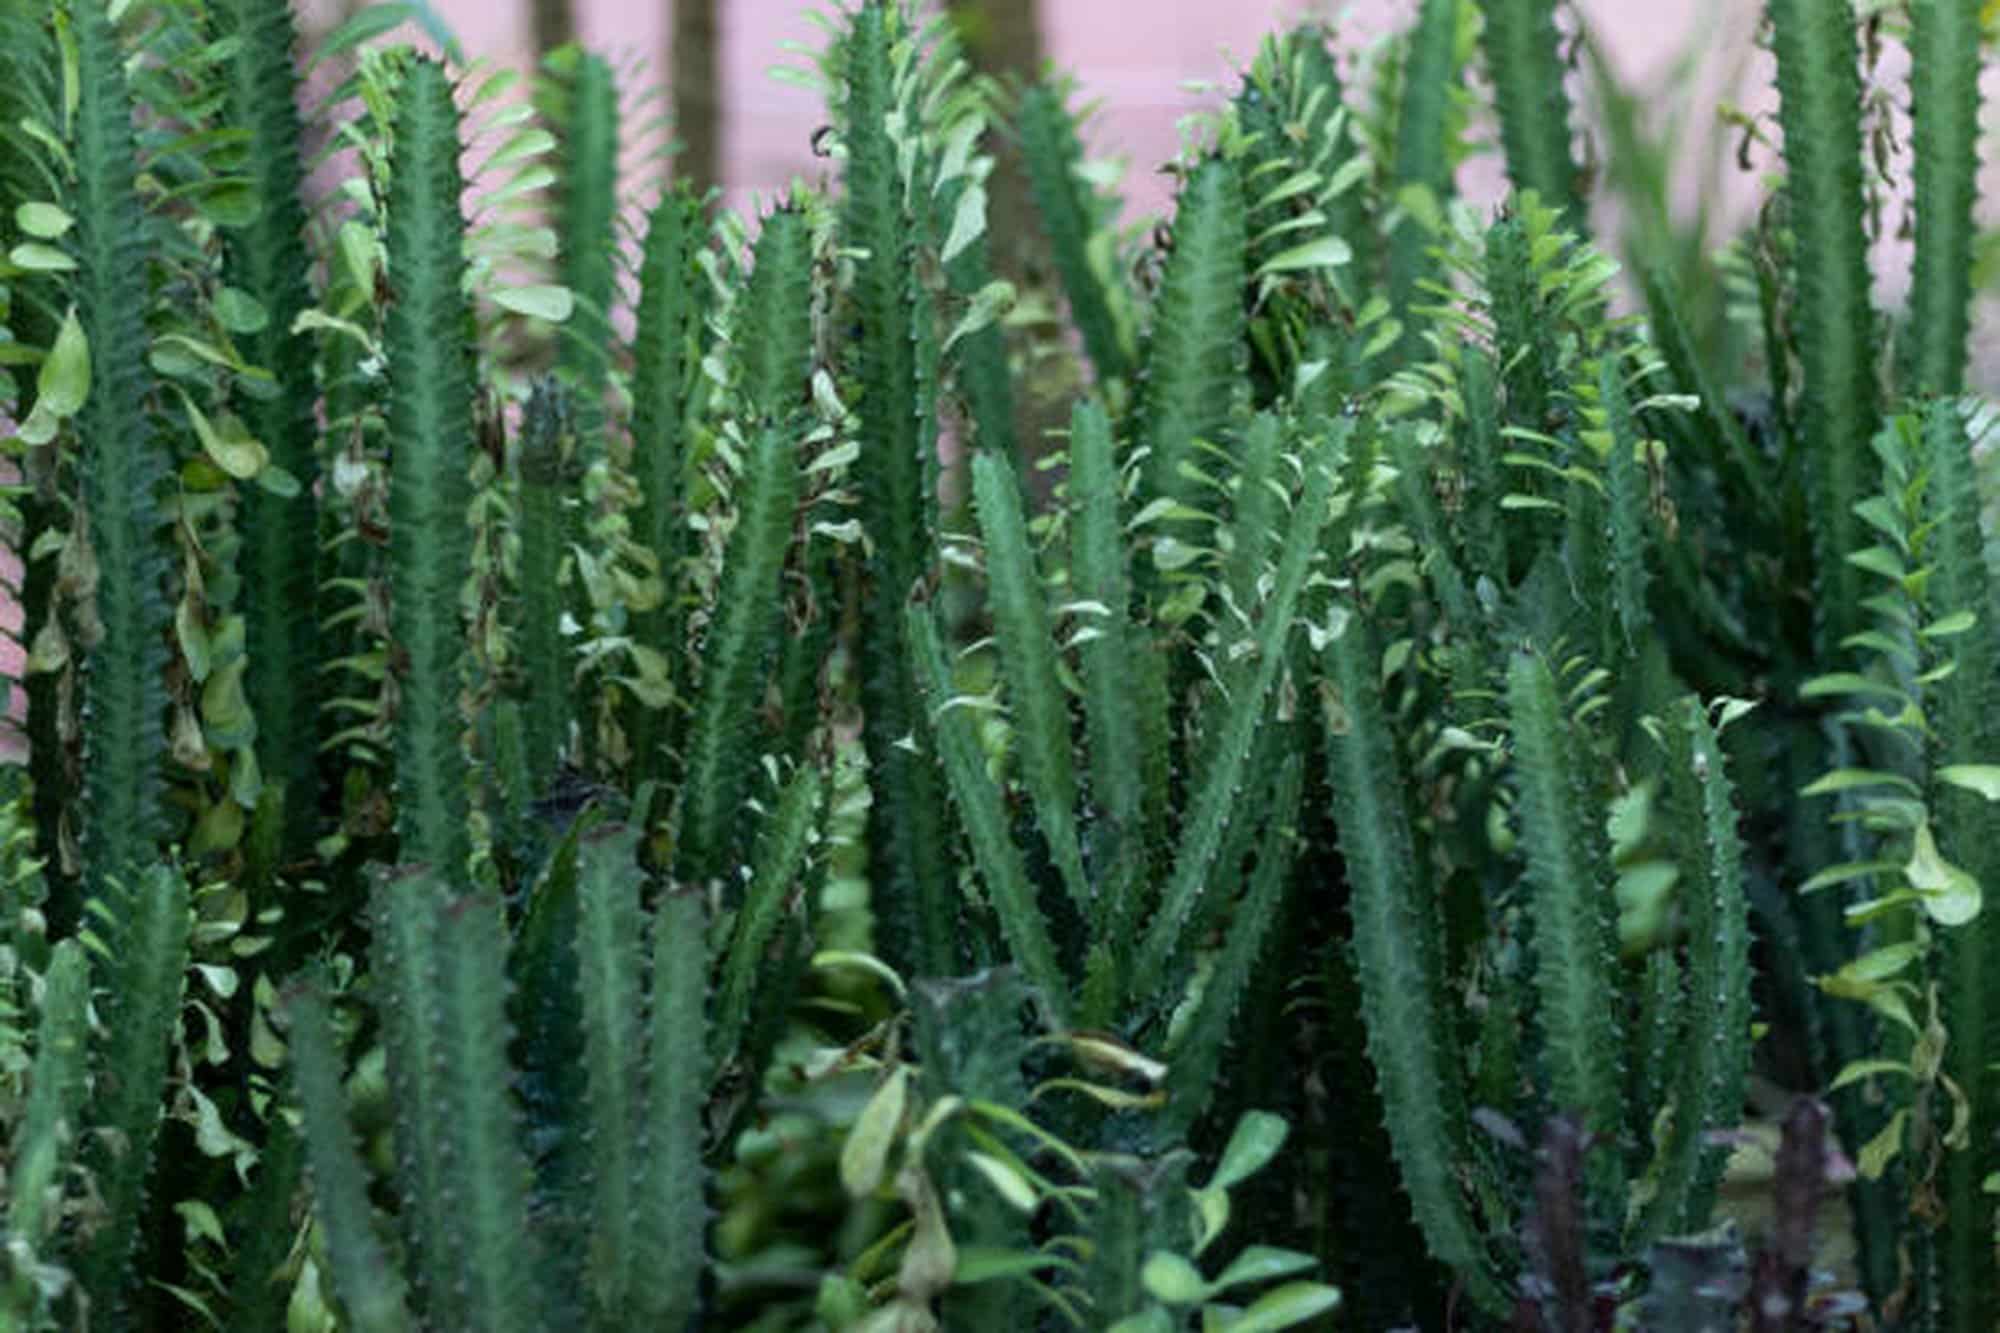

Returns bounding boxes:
[383,57,477,879]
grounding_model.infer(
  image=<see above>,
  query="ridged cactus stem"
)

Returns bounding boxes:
[384,57,478,878]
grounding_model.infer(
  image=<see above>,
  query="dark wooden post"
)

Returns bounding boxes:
[671,0,721,188]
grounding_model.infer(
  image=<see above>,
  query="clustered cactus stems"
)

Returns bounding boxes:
[0,0,1995,1329]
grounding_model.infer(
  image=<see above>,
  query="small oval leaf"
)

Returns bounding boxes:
[1938,764,2000,802]
[491,283,575,322]
[9,242,75,272]
[839,1066,909,1198]
[1211,1246,1318,1293]
[1209,1110,1288,1192]
[1255,235,1352,278]
[15,202,73,239]
[213,286,269,334]
[36,308,90,418]
[1140,1252,1210,1306]
[1226,1280,1343,1331]
[182,394,269,479]
[1907,822,1981,926]
[963,1150,1039,1213]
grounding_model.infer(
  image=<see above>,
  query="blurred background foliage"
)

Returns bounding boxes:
[286,0,2000,398]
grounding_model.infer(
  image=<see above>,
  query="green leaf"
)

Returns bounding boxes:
[1938,764,2000,801]
[1840,629,1915,664]
[1907,820,1981,925]
[1210,1247,1317,1293]
[1920,609,1977,638]
[1799,768,1921,798]
[943,279,1014,354]
[1800,672,1909,702]
[1224,1281,1343,1331]
[490,284,575,321]
[940,180,987,264]
[1843,889,1921,925]
[1141,1252,1211,1305]
[255,464,304,499]
[1858,1109,1909,1180]
[811,950,908,1000]
[309,3,419,67]
[1254,234,1352,278]
[482,128,556,175]
[840,1067,909,1198]
[290,309,378,353]
[201,658,255,746]
[1845,545,1908,581]
[9,242,75,271]
[177,597,213,682]
[1207,1110,1288,1193]
[1822,976,1918,1033]
[1853,495,1905,546]
[953,1247,1073,1285]
[1829,1058,1912,1091]
[1192,1185,1230,1257]
[964,1151,1041,1213]
[151,332,257,377]
[15,202,73,238]
[1839,941,1924,982]
[194,181,262,228]
[36,307,90,418]
[180,394,269,479]
[213,286,269,334]
[303,0,461,64]
[1798,859,1902,894]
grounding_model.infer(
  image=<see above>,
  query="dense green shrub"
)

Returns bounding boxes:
[0,0,1995,1329]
